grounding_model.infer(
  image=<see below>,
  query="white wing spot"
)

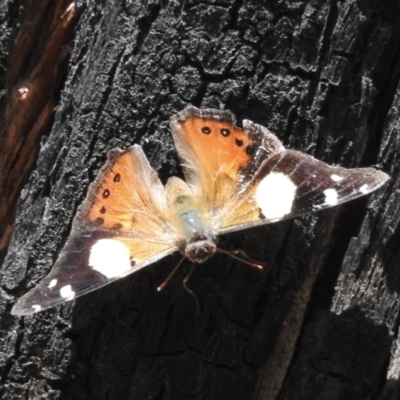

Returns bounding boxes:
[255,172,297,220]
[331,174,343,182]
[48,279,57,288]
[360,184,369,194]
[324,188,338,205]
[89,239,132,278]
[32,304,42,312]
[60,285,75,300]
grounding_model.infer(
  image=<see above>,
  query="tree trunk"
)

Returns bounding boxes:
[1,1,399,399]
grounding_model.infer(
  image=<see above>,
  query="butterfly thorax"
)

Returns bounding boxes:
[179,209,216,263]
[166,177,216,263]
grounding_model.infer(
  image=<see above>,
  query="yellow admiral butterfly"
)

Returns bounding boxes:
[11,106,389,315]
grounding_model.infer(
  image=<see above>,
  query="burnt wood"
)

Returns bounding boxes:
[1,1,400,400]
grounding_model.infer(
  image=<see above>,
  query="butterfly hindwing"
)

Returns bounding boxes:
[252,150,389,221]
[220,149,389,234]
[11,231,176,315]
[220,149,388,232]
[12,146,177,315]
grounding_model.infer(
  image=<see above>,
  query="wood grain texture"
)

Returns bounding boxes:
[0,1,399,400]
[0,0,78,264]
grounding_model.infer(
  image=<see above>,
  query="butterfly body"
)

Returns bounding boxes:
[11,107,389,315]
[176,208,216,263]
[165,176,217,263]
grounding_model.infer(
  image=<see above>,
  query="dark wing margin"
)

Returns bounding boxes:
[11,230,176,316]
[254,150,389,221]
[217,149,389,234]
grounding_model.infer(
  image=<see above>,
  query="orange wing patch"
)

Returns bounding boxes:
[170,108,267,214]
[83,148,166,230]
[86,153,133,230]
[179,116,255,181]
[86,151,149,229]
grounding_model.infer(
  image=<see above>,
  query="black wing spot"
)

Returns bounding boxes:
[131,216,137,224]
[95,217,104,225]
[201,126,211,134]
[220,128,230,137]
[100,206,107,214]
[235,138,243,147]
[112,223,123,230]
[258,208,266,220]
[130,256,136,266]
[103,189,110,198]
[113,173,121,182]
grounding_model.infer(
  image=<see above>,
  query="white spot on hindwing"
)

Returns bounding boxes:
[360,184,369,194]
[89,239,132,278]
[323,188,338,205]
[32,304,42,312]
[255,172,297,220]
[331,174,343,182]
[60,285,75,299]
[48,279,57,288]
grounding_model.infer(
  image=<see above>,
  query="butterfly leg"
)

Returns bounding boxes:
[183,263,200,313]
[216,248,264,270]
[157,256,186,292]
[232,249,265,269]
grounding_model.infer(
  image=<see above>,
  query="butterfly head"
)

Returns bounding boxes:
[185,235,216,263]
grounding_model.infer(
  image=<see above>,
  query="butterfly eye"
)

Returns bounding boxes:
[113,173,121,182]
[220,128,230,137]
[235,138,243,147]
[102,189,110,198]
[201,126,211,134]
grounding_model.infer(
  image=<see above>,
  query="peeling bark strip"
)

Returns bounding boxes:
[0,1,79,263]
[0,1,400,400]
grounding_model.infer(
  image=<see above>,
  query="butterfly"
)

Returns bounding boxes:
[11,106,389,315]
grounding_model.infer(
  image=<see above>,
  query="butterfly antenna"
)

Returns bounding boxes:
[183,263,200,313]
[157,255,186,292]
[216,248,264,270]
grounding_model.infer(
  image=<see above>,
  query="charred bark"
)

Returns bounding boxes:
[1,1,400,400]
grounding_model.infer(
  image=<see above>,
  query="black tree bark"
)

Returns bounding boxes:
[1,1,400,400]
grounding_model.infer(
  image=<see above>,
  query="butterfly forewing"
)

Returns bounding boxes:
[12,145,177,315]
[169,108,284,223]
